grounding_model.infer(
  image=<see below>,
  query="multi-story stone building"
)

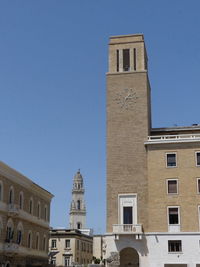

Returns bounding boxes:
[104,34,200,267]
[0,161,53,267]
[49,228,93,266]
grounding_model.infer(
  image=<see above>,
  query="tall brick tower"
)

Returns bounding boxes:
[106,34,151,233]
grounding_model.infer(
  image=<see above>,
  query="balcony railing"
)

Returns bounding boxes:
[113,224,142,234]
[8,204,19,216]
[145,134,200,144]
[4,242,19,255]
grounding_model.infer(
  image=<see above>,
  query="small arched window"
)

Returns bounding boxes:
[19,192,24,210]
[44,205,48,221]
[77,222,81,229]
[77,200,81,210]
[29,198,33,214]
[36,232,40,250]
[16,222,23,245]
[27,231,32,248]
[6,218,14,242]
[9,186,14,205]
[37,202,41,218]
[43,235,46,251]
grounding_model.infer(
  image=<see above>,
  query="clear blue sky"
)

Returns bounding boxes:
[0,1,200,233]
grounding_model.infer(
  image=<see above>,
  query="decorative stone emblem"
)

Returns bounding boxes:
[115,88,138,110]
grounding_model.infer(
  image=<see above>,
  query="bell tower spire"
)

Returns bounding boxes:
[69,170,86,229]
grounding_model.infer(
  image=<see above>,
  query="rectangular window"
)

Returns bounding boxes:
[116,50,119,72]
[64,256,70,266]
[65,239,70,248]
[51,239,57,249]
[196,152,200,166]
[123,49,130,71]
[77,239,79,250]
[167,180,178,194]
[168,207,179,225]
[166,153,177,167]
[123,206,133,224]
[168,240,182,252]
[51,257,56,265]
[134,48,137,70]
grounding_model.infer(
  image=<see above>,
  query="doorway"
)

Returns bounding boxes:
[120,247,139,267]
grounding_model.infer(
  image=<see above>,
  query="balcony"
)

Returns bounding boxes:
[4,242,19,256]
[145,133,200,145]
[8,204,19,217]
[113,224,143,235]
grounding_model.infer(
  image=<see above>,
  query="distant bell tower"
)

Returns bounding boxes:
[69,170,86,229]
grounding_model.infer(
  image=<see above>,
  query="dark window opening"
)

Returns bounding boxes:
[116,50,119,72]
[168,180,178,194]
[123,49,130,71]
[123,206,133,224]
[36,235,39,250]
[65,239,70,248]
[169,208,179,224]
[28,233,31,248]
[16,230,22,244]
[19,194,23,209]
[198,179,200,193]
[9,189,13,204]
[51,239,57,248]
[29,200,32,214]
[196,152,200,166]
[77,200,81,210]
[6,227,13,242]
[167,153,176,167]
[168,240,182,252]
[134,48,137,70]
[144,49,148,70]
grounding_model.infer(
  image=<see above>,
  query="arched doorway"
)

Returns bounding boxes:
[120,247,139,267]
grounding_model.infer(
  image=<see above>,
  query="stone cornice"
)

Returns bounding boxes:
[0,161,53,201]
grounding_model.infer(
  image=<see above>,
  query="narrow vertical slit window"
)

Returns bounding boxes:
[134,48,137,70]
[144,49,147,70]
[116,50,119,72]
[123,49,130,71]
